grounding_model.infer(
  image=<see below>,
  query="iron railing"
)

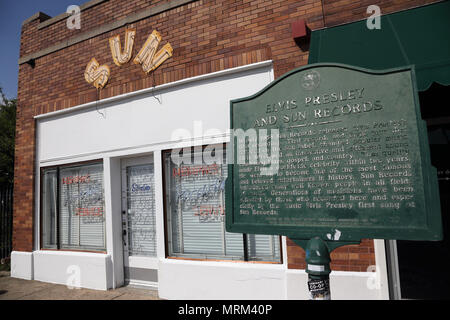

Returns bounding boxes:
[0,185,13,262]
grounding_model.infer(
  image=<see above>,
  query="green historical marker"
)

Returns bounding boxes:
[225,63,443,299]
[226,63,442,242]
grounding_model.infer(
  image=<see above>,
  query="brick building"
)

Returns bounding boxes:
[11,0,450,299]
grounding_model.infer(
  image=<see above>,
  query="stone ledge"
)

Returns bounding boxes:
[37,0,109,30]
[22,12,51,26]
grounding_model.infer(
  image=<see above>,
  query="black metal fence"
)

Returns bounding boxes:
[0,185,13,262]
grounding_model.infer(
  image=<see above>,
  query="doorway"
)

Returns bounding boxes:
[394,134,450,299]
[121,155,158,287]
[387,83,450,299]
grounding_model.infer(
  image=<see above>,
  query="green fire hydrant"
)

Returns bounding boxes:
[305,237,331,300]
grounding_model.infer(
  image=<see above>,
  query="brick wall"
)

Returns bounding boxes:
[14,0,442,269]
[287,238,376,271]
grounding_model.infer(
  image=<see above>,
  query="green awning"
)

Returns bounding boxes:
[308,1,450,91]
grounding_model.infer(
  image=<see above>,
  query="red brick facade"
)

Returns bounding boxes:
[14,0,442,271]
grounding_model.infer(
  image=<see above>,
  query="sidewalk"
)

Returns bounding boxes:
[0,271,161,300]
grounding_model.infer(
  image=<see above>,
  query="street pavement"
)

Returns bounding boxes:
[0,271,161,300]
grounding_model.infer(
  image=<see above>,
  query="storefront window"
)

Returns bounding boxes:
[41,169,57,249]
[41,162,106,251]
[164,146,281,262]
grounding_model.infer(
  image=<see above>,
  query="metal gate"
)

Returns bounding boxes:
[0,185,13,262]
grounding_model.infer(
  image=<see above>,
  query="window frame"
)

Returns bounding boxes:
[39,159,107,253]
[161,145,283,263]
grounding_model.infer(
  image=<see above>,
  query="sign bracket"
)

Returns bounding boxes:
[292,237,360,300]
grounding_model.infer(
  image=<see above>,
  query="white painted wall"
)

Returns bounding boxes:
[10,251,33,280]
[104,157,124,289]
[159,256,389,300]
[158,259,287,300]
[285,270,387,300]
[33,250,112,290]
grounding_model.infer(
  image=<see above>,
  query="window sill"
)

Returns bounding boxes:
[166,256,281,265]
[38,248,107,254]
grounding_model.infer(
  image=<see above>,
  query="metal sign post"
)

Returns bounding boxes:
[294,238,359,299]
[305,237,331,300]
